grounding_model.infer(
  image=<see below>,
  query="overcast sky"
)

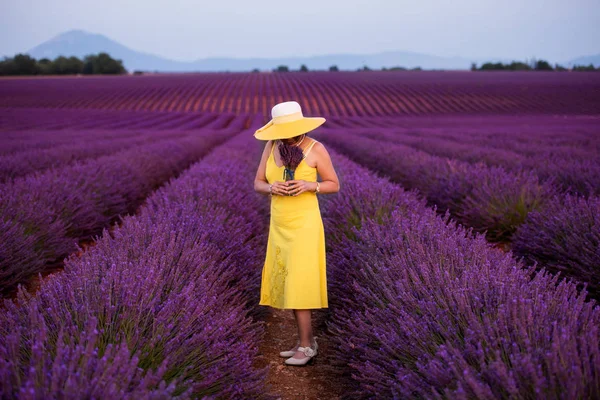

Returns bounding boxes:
[1,0,599,62]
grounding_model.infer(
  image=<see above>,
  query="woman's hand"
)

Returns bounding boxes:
[286,180,315,196]
[270,180,290,196]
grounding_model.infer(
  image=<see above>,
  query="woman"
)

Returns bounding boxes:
[253,101,340,366]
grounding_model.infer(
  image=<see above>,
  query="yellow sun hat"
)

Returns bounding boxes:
[254,100,326,140]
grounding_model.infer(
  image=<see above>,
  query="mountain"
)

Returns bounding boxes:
[25,30,480,71]
[190,51,478,71]
[27,30,185,71]
[24,29,599,72]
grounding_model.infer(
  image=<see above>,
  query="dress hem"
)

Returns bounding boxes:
[258,302,328,310]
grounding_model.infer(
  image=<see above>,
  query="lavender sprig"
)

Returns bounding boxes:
[278,141,304,182]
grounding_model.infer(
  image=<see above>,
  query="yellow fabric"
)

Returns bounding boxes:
[254,116,326,140]
[259,140,328,309]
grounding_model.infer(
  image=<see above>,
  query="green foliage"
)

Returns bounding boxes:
[555,63,568,71]
[384,66,408,71]
[82,52,126,74]
[13,54,39,75]
[299,64,308,72]
[478,59,537,71]
[534,59,553,70]
[506,61,531,70]
[480,62,506,70]
[0,52,126,75]
[474,58,598,72]
[572,63,599,71]
[0,54,39,75]
[329,64,339,72]
[37,58,53,74]
[51,56,84,74]
[251,68,260,73]
[357,65,371,71]
[273,65,289,72]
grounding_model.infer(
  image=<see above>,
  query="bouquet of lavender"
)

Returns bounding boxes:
[278,141,305,190]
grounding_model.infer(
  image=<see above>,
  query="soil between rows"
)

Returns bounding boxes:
[253,306,349,400]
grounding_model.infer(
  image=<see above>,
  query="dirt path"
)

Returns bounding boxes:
[253,307,349,400]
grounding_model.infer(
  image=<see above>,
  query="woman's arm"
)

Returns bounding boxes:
[254,140,272,196]
[311,141,340,194]
[254,140,289,196]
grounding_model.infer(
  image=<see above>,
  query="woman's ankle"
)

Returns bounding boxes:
[299,337,315,347]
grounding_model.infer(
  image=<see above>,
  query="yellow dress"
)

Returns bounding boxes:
[259,139,328,309]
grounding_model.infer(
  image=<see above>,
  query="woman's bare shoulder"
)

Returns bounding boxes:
[264,139,275,151]
[309,138,328,154]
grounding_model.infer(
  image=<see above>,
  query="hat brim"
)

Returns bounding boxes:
[254,117,326,140]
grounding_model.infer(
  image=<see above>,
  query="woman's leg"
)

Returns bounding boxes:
[292,309,314,358]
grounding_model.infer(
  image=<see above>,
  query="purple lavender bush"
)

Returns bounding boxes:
[319,130,559,242]
[0,132,229,296]
[458,166,556,242]
[0,315,180,399]
[316,131,475,215]
[1,131,274,398]
[0,129,191,183]
[512,193,600,299]
[353,122,600,197]
[318,149,600,399]
[278,141,305,182]
[0,129,136,156]
[534,157,600,197]
[319,151,426,244]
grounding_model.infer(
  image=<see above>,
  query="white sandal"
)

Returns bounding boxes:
[284,337,318,366]
[279,336,318,357]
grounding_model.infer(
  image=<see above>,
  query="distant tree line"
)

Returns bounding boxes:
[470,58,599,71]
[266,64,422,72]
[0,53,127,76]
[260,59,598,73]
[269,64,314,72]
[381,66,422,71]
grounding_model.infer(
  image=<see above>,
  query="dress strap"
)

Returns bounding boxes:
[303,140,318,157]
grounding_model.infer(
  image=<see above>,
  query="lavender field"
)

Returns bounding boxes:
[1,71,599,399]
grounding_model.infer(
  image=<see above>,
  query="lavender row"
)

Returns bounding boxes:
[0,107,190,132]
[512,194,600,298]
[318,149,600,399]
[318,130,600,299]
[316,131,555,242]
[0,106,251,133]
[0,129,142,156]
[0,107,115,132]
[356,127,600,196]
[396,129,600,163]
[0,129,274,398]
[0,130,232,295]
[337,115,600,155]
[2,71,599,116]
[0,129,198,183]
